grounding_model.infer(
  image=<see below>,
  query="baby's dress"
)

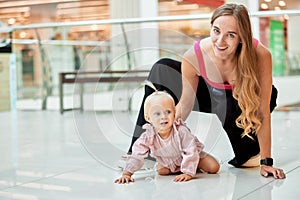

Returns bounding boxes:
[125,119,205,177]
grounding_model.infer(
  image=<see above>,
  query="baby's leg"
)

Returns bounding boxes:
[157,163,171,175]
[197,153,220,174]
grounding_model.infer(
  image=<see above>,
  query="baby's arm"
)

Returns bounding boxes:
[114,131,152,184]
[114,171,134,184]
[177,123,201,179]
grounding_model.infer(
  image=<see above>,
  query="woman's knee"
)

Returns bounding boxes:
[147,58,182,102]
[151,58,181,73]
[155,58,179,66]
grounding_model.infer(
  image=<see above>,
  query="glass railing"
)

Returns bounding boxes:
[1,9,300,110]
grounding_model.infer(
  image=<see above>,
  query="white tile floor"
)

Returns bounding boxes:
[0,109,299,200]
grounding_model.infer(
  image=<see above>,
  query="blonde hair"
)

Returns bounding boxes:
[143,81,175,120]
[211,3,261,138]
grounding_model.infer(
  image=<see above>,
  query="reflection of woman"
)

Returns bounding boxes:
[128,3,285,179]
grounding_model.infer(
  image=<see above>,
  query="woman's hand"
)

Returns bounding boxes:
[173,173,193,182]
[260,165,286,179]
[114,172,134,184]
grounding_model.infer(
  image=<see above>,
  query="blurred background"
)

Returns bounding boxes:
[0,0,299,112]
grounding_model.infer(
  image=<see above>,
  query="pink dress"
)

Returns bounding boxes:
[124,120,205,177]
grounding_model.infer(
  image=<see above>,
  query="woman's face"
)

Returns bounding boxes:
[210,15,241,59]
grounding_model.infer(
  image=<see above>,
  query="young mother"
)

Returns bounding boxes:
[128,3,285,179]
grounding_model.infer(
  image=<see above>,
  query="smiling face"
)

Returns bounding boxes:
[210,15,241,60]
[145,95,175,136]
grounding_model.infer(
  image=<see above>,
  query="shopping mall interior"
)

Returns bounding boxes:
[0,0,300,199]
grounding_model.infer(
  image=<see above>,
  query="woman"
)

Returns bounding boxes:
[128,3,285,179]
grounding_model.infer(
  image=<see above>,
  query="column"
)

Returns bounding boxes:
[109,0,159,70]
[287,1,300,54]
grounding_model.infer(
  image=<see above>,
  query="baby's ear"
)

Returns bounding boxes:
[144,113,151,123]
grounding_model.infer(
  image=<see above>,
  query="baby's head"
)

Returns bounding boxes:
[144,90,176,132]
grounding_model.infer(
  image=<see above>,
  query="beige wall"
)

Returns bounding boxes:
[0,53,11,111]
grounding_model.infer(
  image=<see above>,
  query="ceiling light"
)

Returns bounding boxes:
[20,31,27,38]
[278,0,286,7]
[7,18,15,25]
[260,3,268,10]
[274,6,281,10]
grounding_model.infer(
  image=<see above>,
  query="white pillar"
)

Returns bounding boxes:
[109,0,159,70]
[247,0,260,39]
[139,0,159,68]
[287,1,300,54]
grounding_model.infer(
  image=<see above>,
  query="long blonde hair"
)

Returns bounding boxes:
[211,3,261,138]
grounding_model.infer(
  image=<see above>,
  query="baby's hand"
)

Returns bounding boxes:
[173,173,192,182]
[114,172,134,184]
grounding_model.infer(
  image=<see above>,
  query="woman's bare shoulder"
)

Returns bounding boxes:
[182,44,200,75]
[255,41,271,58]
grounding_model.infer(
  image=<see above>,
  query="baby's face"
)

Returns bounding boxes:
[147,97,175,134]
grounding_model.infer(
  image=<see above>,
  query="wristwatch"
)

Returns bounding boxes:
[260,158,273,166]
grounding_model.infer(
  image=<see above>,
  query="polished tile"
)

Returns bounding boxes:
[0,110,299,200]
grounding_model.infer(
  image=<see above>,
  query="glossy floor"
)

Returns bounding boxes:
[0,110,299,200]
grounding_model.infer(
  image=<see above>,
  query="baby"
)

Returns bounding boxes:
[115,82,220,183]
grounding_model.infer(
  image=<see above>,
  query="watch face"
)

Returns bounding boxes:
[260,158,273,166]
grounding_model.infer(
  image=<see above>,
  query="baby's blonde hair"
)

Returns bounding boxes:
[143,81,175,120]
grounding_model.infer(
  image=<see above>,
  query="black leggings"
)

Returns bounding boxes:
[128,58,278,167]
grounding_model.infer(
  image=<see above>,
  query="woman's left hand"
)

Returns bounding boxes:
[260,165,286,179]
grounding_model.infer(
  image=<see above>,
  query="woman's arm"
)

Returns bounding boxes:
[256,43,285,179]
[256,43,273,162]
[175,51,200,121]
